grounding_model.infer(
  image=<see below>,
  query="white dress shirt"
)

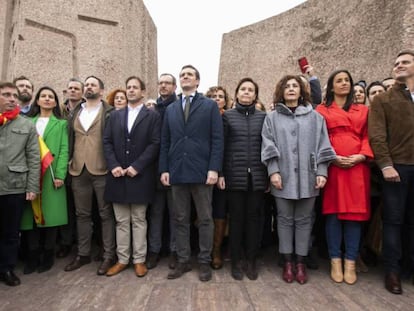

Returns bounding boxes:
[128,103,143,133]
[79,101,102,132]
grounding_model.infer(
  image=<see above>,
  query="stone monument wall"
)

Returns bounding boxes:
[218,0,414,107]
[0,0,158,99]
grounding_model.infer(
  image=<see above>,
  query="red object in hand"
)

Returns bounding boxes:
[298,57,309,73]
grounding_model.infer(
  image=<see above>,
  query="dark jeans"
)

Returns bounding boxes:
[382,164,414,274]
[57,183,76,246]
[325,214,361,260]
[171,184,214,264]
[0,193,25,272]
[227,190,264,263]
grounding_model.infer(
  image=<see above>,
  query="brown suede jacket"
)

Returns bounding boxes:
[368,82,414,169]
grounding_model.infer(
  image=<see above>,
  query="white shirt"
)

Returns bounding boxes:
[79,101,102,132]
[128,103,143,133]
[36,117,49,137]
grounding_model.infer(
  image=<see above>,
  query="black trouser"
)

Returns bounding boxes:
[227,189,264,263]
[0,193,25,272]
[26,226,58,251]
[382,164,414,274]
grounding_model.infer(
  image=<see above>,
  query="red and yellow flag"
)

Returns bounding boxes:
[31,136,54,225]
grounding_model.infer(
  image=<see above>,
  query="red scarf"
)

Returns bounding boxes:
[0,106,20,125]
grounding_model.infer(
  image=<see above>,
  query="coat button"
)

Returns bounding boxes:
[126,150,130,154]
[292,131,296,136]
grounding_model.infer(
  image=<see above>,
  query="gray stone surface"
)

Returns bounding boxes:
[0,0,157,99]
[218,0,414,107]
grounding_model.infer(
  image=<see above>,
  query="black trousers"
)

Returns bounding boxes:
[227,189,264,263]
[0,193,25,272]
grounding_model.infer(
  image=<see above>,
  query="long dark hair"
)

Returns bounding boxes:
[273,75,311,106]
[324,70,354,111]
[27,86,62,118]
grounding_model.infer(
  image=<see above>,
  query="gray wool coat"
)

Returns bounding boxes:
[261,103,336,200]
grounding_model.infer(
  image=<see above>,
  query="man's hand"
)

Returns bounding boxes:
[160,172,170,186]
[111,166,124,178]
[26,192,37,201]
[206,170,218,185]
[217,177,225,190]
[382,167,401,182]
[270,173,282,190]
[125,166,138,178]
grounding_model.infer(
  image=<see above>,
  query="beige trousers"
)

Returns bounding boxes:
[113,203,147,264]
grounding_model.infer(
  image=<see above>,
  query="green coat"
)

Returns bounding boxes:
[21,115,69,229]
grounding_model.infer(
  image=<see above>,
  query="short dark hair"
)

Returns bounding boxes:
[234,77,259,105]
[366,81,386,97]
[273,75,311,106]
[180,65,200,80]
[159,73,176,85]
[125,76,146,90]
[0,81,17,90]
[397,49,414,58]
[67,78,84,89]
[13,75,34,90]
[85,75,104,89]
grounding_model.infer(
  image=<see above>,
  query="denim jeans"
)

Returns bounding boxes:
[325,214,361,260]
[382,164,414,274]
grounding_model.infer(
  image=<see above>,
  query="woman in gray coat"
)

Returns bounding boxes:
[261,75,335,284]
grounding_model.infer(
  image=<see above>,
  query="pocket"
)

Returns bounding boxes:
[8,165,29,189]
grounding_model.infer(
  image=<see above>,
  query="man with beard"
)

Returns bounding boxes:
[64,76,116,275]
[147,73,178,270]
[13,76,34,115]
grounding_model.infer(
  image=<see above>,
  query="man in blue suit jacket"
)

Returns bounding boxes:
[159,65,223,281]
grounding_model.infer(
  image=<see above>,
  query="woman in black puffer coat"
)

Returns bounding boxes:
[218,77,268,281]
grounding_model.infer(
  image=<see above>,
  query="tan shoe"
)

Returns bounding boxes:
[330,258,343,283]
[344,259,357,285]
[134,263,148,277]
[106,262,128,277]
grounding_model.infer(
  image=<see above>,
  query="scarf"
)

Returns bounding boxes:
[0,106,20,125]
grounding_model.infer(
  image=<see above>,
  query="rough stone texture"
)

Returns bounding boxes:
[218,0,414,107]
[0,0,158,99]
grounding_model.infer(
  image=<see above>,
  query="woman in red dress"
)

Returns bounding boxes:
[316,70,373,285]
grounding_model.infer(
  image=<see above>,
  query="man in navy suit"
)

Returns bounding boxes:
[159,65,223,281]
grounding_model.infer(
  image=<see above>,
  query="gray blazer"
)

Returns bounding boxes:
[261,103,336,200]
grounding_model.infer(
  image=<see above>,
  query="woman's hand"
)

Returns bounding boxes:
[315,176,327,189]
[270,173,283,190]
[53,179,64,189]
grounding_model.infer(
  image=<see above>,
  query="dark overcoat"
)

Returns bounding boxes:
[103,105,161,204]
[158,92,223,184]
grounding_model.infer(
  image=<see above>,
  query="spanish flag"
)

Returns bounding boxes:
[31,136,54,225]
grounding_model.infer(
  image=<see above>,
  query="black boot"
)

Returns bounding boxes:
[245,259,258,280]
[38,249,55,273]
[23,249,39,275]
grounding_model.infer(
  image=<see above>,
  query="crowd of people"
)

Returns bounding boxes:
[0,49,413,297]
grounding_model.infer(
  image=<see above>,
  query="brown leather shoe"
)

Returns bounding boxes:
[134,263,147,277]
[282,262,295,283]
[296,263,308,285]
[385,272,402,294]
[64,256,91,272]
[97,258,115,275]
[106,262,128,277]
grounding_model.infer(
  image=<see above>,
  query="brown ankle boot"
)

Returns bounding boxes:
[211,219,226,269]
[344,259,357,285]
[330,258,343,283]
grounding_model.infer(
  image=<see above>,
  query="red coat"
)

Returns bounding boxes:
[316,103,373,221]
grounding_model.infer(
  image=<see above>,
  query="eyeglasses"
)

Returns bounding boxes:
[0,92,19,99]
